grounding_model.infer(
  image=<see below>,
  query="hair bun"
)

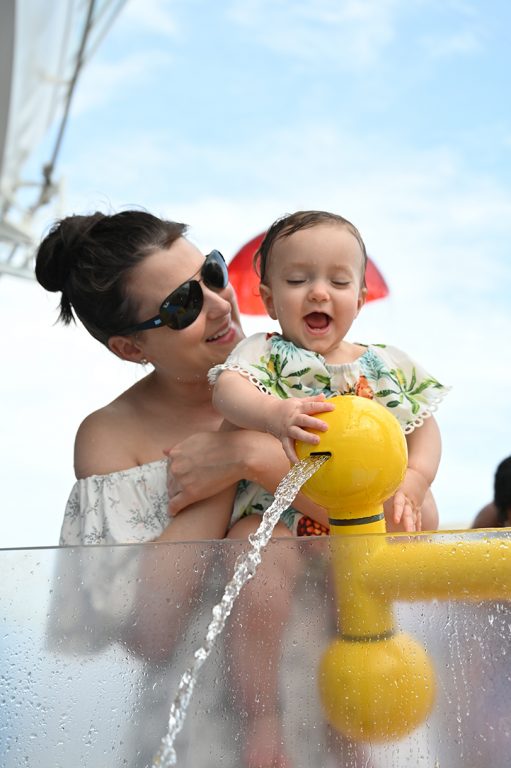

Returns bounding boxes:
[35,214,98,292]
[35,213,105,324]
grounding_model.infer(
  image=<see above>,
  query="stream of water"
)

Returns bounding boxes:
[151,453,330,767]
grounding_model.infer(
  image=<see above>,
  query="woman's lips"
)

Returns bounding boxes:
[206,322,237,344]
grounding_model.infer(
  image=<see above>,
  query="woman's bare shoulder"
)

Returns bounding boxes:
[74,396,140,479]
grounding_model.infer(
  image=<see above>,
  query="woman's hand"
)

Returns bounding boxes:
[165,431,248,516]
[166,427,331,530]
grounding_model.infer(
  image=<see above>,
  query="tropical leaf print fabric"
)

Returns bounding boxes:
[209,333,449,434]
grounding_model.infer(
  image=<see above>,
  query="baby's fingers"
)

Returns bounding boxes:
[298,413,330,432]
[394,491,418,532]
[400,501,416,532]
[301,397,335,415]
[393,490,406,524]
[288,424,322,445]
[282,437,299,465]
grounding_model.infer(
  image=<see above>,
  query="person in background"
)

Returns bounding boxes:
[472,456,511,528]
[207,210,449,533]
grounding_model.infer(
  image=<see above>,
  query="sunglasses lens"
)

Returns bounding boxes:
[203,250,228,290]
[156,252,226,331]
[160,280,203,330]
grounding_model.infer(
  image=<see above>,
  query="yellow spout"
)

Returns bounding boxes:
[296,395,407,519]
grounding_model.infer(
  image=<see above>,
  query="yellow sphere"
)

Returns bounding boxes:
[295,395,407,513]
[319,632,436,742]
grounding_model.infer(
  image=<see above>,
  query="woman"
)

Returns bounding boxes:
[36,209,323,768]
[36,210,326,543]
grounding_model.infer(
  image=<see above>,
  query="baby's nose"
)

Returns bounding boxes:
[308,280,330,301]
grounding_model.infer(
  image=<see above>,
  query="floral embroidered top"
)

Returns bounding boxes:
[209,333,449,435]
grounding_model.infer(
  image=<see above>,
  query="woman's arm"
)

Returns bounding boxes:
[158,486,236,543]
[167,428,330,528]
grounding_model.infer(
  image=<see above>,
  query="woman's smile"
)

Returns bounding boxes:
[206,321,238,344]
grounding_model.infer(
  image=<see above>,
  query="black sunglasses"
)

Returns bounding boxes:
[118,250,229,334]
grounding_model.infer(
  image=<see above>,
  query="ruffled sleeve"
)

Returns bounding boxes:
[208,332,275,392]
[60,460,169,545]
[359,344,450,434]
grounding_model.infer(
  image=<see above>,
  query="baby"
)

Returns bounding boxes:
[209,210,449,532]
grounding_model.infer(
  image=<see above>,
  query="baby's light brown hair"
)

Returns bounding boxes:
[254,210,368,288]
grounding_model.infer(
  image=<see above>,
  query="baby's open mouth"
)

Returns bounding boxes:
[305,312,330,330]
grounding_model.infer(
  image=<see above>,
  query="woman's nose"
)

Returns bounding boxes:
[203,284,232,317]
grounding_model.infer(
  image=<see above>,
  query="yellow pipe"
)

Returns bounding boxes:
[329,523,395,639]
[365,532,511,602]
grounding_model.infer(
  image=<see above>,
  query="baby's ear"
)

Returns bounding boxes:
[357,286,368,313]
[259,283,278,320]
[107,334,146,363]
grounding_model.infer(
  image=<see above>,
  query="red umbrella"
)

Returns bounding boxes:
[229,232,389,315]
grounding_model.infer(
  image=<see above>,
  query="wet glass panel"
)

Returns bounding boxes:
[1,531,510,767]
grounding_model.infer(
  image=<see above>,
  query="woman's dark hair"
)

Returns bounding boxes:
[254,210,368,288]
[35,210,187,345]
[495,456,511,524]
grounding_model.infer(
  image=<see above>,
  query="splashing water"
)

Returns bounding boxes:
[151,453,330,767]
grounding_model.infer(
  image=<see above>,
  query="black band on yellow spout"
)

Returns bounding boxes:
[340,629,396,643]
[329,512,385,527]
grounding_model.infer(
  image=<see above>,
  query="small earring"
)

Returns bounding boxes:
[140,358,148,366]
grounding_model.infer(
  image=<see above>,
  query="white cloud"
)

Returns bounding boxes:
[228,0,488,71]
[118,0,180,38]
[71,48,174,116]
[227,0,399,68]
[421,27,483,58]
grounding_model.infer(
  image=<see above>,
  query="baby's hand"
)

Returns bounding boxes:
[391,467,429,532]
[266,394,335,464]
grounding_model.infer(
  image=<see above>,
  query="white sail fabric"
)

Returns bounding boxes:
[0,0,124,275]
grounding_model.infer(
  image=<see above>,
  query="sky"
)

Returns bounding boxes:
[1,0,511,548]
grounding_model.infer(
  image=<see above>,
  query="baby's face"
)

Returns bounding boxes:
[259,223,367,358]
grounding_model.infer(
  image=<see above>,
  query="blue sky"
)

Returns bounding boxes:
[2,0,511,547]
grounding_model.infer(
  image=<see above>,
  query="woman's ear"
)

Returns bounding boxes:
[259,283,277,320]
[108,335,146,363]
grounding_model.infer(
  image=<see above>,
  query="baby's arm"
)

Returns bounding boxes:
[212,370,334,463]
[389,416,442,532]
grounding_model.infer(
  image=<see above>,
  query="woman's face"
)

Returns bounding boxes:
[127,237,244,381]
